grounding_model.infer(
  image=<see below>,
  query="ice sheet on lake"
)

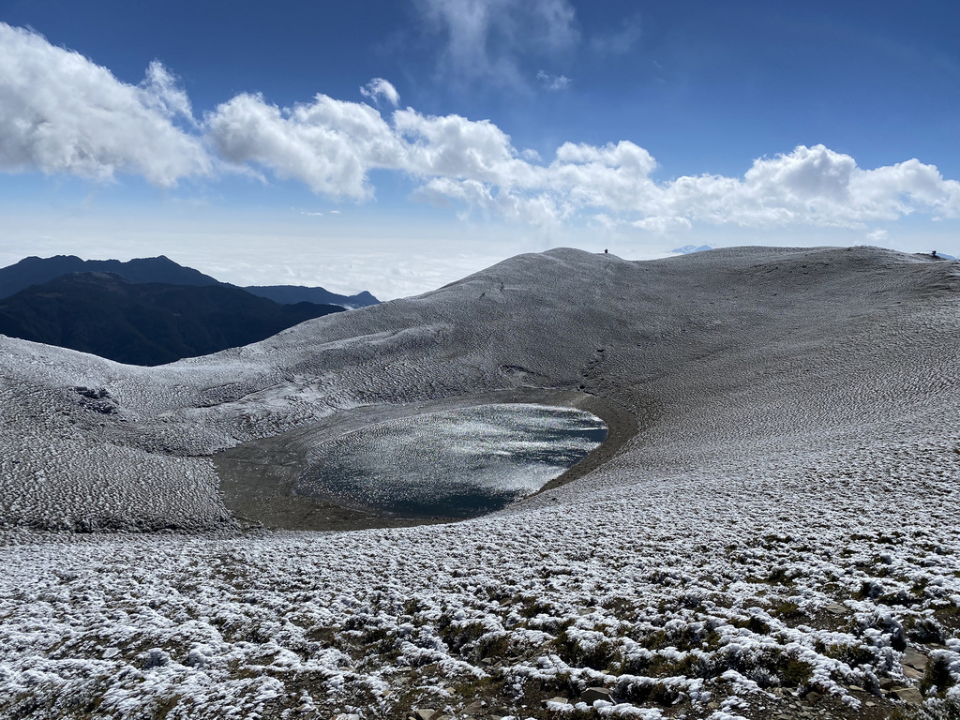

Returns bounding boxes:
[298,403,607,517]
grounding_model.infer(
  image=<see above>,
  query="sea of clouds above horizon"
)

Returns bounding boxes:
[1,22,959,235]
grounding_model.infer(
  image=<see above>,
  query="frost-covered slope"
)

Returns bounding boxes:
[2,245,957,530]
[1,246,959,719]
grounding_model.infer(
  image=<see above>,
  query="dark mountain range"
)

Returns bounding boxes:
[0,272,344,366]
[0,255,380,307]
[244,285,379,308]
[0,255,221,298]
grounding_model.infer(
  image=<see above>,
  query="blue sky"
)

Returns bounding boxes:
[1,0,958,298]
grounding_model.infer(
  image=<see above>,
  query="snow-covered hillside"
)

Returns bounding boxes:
[1,246,958,719]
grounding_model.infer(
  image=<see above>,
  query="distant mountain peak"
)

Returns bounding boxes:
[0,255,221,299]
[244,284,380,309]
[0,272,345,365]
[0,255,380,309]
[672,244,713,254]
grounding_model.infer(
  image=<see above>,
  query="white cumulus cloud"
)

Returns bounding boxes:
[2,22,959,235]
[0,23,211,186]
[360,78,400,107]
[652,145,960,228]
[206,92,405,199]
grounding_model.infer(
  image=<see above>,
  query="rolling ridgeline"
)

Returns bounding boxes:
[1,247,959,719]
[0,255,379,365]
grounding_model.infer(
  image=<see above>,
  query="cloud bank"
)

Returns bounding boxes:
[0,23,211,187]
[2,22,959,232]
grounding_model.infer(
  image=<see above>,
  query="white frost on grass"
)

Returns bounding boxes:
[1,246,960,717]
[2,439,959,716]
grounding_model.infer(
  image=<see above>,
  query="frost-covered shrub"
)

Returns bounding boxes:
[613,674,682,706]
[858,611,908,651]
[476,631,511,660]
[892,697,960,720]
[907,615,947,644]
[631,620,718,653]
[822,642,878,669]
[437,618,488,653]
[715,645,813,689]
[141,648,171,669]
[921,653,958,698]
[858,579,885,600]
[731,614,772,635]
[552,628,616,671]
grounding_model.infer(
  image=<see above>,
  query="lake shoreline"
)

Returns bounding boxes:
[213,387,638,532]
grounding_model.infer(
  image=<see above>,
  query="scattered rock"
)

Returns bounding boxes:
[903,665,923,680]
[543,696,569,706]
[581,687,612,704]
[879,678,897,690]
[902,647,928,671]
[73,386,119,414]
[414,709,436,720]
[892,686,923,704]
[806,691,822,704]
[74,386,111,400]
[824,602,847,615]
[463,700,484,715]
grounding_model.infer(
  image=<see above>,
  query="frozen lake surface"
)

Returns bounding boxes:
[297,403,607,517]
